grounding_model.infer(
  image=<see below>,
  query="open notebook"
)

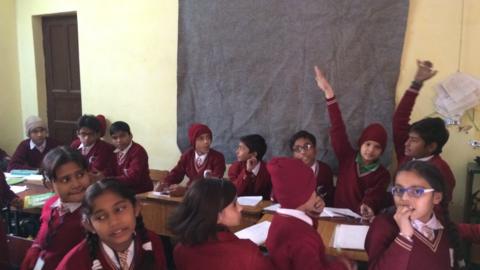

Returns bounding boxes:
[332,224,369,250]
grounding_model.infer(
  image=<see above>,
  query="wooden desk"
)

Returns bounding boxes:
[11,181,50,214]
[259,213,369,262]
[137,192,272,236]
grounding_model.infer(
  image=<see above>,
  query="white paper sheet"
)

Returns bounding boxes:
[10,185,28,194]
[235,221,271,245]
[237,196,263,206]
[263,203,280,212]
[332,224,369,250]
[320,207,362,219]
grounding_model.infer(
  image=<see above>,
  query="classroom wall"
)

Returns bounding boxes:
[0,0,23,154]
[4,0,480,220]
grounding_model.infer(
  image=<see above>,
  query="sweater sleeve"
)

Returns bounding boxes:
[228,161,252,196]
[210,151,226,178]
[365,215,412,270]
[115,147,150,190]
[326,96,356,160]
[361,170,391,213]
[165,155,187,186]
[393,85,421,164]
[8,141,35,171]
[316,162,335,206]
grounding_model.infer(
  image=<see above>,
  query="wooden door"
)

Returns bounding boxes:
[43,15,81,145]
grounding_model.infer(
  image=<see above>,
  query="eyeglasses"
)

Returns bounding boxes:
[292,143,314,153]
[390,186,435,198]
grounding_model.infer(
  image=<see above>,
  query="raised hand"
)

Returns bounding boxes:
[414,60,437,83]
[314,66,334,99]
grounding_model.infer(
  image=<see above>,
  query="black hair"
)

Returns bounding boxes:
[289,130,317,150]
[109,121,132,136]
[82,179,156,269]
[395,161,465,269]
[168,178,237,245]
[410,117,449,155]
[41,146,87,185]
[77,114,101,133]
[239,134,267,161]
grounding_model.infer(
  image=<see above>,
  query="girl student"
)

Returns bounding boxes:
[21,146,92,270]
[168,178,273,270]
[365,160,465,270]
[57,178,167,270]
[314,66,391,219]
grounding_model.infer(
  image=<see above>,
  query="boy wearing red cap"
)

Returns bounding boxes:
[265,157,353,270]
[314,66,391,219]
[162,123,226,196]
[8,116,60,171]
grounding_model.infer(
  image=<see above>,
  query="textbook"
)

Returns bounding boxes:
[235,221,271,246]
[23,192,55,208]
[6,177,25,186]
[9,169,39,177]
[332,224,369,250]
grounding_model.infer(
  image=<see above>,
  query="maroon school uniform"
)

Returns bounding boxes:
[164,148,226,186]
[8,138,60,171]
[0,172,17,208]
[327,97,390,214]
[393,86,456,204]
[71,139,115,175]
[265,214,347,270]
[174,230,273,270]
[458,223,480,244]
[314,160,335,206]
[57,230,167,270]
[111,142,153,194]
[228,161,272,200]
[21,196,85,270]
[365,213,453,270]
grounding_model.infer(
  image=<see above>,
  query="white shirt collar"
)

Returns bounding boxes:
[77,142,96,155]
[251,161,261,176]
[411,213,444,231]
[114,141,133,154]
[101,240,134,269]
[310,161,319,176]
[195,151,208,164]
[29,139,46,152]
[276,208,313,226]
[50,198,82,216]
[414,155,434,162]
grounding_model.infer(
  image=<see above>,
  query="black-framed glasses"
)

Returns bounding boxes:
[390,186,434,198]
[292,143,314,153]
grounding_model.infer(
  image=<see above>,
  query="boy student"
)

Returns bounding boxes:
[265,157,354,270]
[71,114,115,179]
[393,60,456,207]
[108,121,153,194]
[289,130,334,206]
[228,134,272,199]
[8,116,60,171]
[161,123,226,196]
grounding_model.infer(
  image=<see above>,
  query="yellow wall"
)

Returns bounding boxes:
[5,0,480,219]
[396,0,480,220]
[0,0,23,154]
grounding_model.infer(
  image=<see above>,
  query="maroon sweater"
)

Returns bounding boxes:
[393,86,456,204]
[165,148,226,186]
[174,231,273,270]
[71,139,115,176]
[228,161,272,200]
[365,213,453,270]
[8,138,60,171]
[314,160,335,206]
[0,172,17,208]
[458,223,480,244]
[327,97,391,214]
[21,195,85,270]
[266,214,348,270]
[57,229,167,270]
[110,142,153,194]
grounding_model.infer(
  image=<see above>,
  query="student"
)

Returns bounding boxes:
[71,114,115,179]
[0,147,10,172]
[315,66,390,218]
[162,123,226,196]
[168,178,273,270]
[0,171,21,208]
[289,130,334,206]
[8,116,60,172]
[365,161,465,270]
[108,121,153,194]
[265,157,353,270]
[57,179,166,270]
[393,60,455,209]
[228,134,272,199]
[21,146,92,270]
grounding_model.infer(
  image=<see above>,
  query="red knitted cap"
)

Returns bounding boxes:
[357,123,387,152]
[267,157,316,209]
[188,123,212,147]
[96,115,107,137]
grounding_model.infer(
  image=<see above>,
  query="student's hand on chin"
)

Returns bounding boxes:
[246,157,257,172]
[394,205,414,238]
